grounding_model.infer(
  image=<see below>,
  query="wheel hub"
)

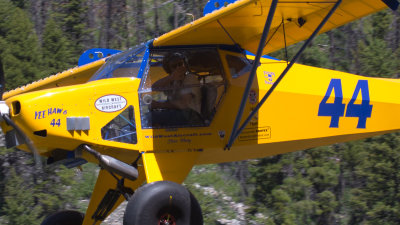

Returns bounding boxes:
[158,213,176,225]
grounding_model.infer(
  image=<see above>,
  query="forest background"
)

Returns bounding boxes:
[0,0,400,224]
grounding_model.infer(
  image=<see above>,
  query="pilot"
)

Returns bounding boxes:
[150,52,202,125]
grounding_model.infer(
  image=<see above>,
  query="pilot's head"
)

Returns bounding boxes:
[163,52,187,74]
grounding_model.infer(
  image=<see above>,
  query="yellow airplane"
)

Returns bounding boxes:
[0,0,398,224]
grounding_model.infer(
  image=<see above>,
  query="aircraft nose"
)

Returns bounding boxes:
[0,100,30,148]
[0,100,42,167]
[0,100,10,117]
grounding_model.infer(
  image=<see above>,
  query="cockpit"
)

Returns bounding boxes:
[90,44,227,129]
[139,48,226,128]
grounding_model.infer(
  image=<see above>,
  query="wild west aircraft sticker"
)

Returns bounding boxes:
[95,95,127,112]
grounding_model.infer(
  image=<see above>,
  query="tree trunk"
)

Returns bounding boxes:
[105,0,113,48]
[30,0,44,42]
[154,0,160,37]
[173,2,178,29]
[135,0,145,43]
[85,0,96,48]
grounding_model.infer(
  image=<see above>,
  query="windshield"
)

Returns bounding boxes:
[90,44,146,81]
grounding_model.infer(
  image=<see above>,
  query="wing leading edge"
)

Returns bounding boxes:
[153,0,389,54]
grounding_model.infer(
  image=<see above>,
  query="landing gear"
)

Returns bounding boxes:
[123,181,203,225]
[41,210,84,225]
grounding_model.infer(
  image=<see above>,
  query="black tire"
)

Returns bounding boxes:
[41,210,84,225]
[189,191,203,225]
[123,181,203,225]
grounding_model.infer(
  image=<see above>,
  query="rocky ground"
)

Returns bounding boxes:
[103,201,127,225]
[103,183,250,225]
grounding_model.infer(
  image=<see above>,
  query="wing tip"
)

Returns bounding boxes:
[382,0,399,10]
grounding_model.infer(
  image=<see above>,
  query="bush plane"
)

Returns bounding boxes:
[0,0,399,224]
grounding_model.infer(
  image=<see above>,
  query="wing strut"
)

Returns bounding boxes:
[226,0,342,150]
[226,0,278,150]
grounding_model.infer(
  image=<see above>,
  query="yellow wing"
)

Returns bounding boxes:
[3,59,105,100]
[153,0,388,54]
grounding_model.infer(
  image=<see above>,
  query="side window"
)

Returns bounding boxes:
[226,55,252,78]
[101,106,137,144]
[139,48,226,129]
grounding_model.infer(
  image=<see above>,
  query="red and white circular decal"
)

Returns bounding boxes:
[249,90,257,104]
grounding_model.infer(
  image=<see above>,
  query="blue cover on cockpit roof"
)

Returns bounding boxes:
[203,0,238,16]
[78,48,122,66]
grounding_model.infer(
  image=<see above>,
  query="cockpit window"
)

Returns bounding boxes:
[139,48,226,128]
[226,55,252,78]
[90,44,146,81]
[101,106,137,144]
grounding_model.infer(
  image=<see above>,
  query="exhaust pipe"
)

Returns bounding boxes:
[78,145,138,181]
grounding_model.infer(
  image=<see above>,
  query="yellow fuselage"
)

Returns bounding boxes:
[3,49,400,225]
[2,50,400,167]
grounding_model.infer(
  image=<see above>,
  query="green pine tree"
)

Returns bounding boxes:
[348,134,400,225]
[358,38,397,77]
[36,165,78,215]
[2,168,42,225]
[0,0,43,89]
[42,18,75,75]
[52,0,88,56]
